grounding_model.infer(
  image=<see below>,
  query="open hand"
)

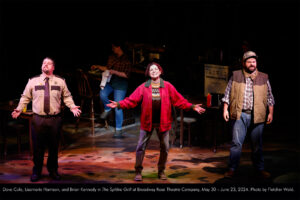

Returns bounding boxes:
[106,100,118,108]
[193,104,206,114]
[71,106,81,117]
[11,109,21,119]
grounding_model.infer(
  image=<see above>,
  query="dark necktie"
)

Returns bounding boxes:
[44,77,50,114]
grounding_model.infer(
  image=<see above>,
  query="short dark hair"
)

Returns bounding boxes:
[111,39,125,50]
[145,62,164,77]
[43,57,55,66]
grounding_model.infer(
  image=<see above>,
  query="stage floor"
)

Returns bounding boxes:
[0,120,299,184]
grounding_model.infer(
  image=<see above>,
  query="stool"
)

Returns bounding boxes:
[176,116,197,148]
[171,106,197,148]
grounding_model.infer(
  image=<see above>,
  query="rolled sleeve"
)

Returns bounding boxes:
[107,54,132,78]
[222,77,232,105]
[267,80,275,106]
[106,55,115,69]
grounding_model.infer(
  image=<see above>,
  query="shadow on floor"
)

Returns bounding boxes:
[0,120,299,186]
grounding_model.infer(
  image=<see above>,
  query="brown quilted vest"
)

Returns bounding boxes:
[229,70,268,124]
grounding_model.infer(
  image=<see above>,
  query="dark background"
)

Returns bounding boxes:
[0,0,299,139]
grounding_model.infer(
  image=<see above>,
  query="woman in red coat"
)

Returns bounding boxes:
[107,62,205,181]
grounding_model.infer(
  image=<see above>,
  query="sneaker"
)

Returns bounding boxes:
[100,111,111,120]
[113,130,124,138]
[158,171,167,180]
[224,169,235,178]
[256,170,271,179]
[134,173,142,181]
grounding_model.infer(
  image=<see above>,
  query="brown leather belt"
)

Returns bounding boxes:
[242,110,252,114]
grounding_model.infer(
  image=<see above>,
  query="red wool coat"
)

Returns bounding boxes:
[118,79,194,132]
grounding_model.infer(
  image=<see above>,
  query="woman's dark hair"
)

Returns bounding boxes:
[145,62,164,77]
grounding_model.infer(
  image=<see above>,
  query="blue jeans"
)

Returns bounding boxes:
[229,112,265,171]
[100,83,127,130]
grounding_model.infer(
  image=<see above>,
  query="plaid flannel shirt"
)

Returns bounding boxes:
[222,76,275,110]
[107,54,131,78]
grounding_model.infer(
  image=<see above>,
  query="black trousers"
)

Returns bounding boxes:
[31,114,62,175]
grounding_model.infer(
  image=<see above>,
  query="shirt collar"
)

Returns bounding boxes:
[41,74,54,81]
[145,78,165,88]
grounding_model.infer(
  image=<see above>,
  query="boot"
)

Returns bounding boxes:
[30,173,41,182]
[134,172,142,181]
[224,169,235,178]
[255,170,271,179]
[158,171,167,180]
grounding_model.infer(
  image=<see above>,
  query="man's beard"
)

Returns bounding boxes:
[42,69,50,75]
[245,66,256,73]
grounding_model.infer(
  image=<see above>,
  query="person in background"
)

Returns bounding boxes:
[11,57,81,182]
[91,40,132,138]
[222,51,275,179]
[107,62,206,181]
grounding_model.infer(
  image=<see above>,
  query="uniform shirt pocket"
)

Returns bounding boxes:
[51,86,61,91]
[34,85,45,97]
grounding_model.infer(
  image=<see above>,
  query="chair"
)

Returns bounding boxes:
[0,112,27,159]
[171,106,197,148]
[75,69,107,136]
[0,103,29,159]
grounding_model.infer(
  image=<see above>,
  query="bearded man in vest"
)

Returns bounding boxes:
[222,51,275,179]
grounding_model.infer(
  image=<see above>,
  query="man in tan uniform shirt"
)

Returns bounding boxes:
[12,57,81,182]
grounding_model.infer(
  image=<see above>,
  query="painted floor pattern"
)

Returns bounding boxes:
[0,120,299,184]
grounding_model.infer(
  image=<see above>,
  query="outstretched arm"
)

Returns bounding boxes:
[90,65,108,71]
[117,85,144,109]
[169,83,205,114]
[109,69,128,78]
